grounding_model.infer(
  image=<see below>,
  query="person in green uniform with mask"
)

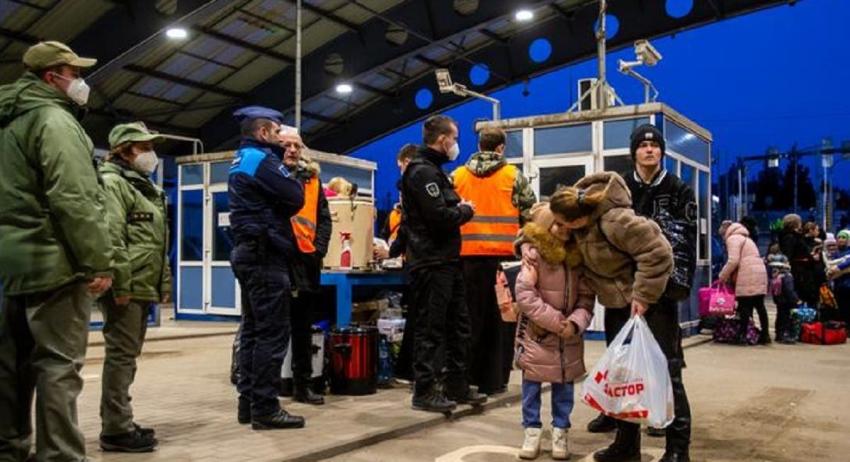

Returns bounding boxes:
[97,122,172,453]
[0,41,113,462]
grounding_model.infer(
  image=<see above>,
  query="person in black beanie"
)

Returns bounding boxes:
[590,123,695,462]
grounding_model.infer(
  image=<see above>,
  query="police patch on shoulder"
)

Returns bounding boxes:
[278,164,291,177]
[425,182,440,198]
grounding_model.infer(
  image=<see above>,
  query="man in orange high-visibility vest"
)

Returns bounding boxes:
[451,127,536,395]
[281,128,332,405]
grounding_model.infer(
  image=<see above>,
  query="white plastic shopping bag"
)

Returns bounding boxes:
[581,315,674,428]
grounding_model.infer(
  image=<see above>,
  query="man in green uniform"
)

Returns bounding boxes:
[98,122,172,452]
[0,41,113,461]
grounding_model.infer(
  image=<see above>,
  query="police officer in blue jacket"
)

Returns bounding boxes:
[229,106,306,430]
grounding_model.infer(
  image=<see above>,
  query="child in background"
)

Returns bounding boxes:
[513,203,594,460]
[767,252,800,344]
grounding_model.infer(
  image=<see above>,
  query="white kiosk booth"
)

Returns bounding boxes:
[477,102,712,336]
[174,150,376,320]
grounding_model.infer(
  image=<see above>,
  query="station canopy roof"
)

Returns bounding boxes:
[0,0,787,155]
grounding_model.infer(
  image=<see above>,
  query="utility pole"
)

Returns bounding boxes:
[792,145,798,213]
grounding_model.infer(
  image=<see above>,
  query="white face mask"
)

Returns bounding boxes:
[447,142,460,161]
[132,151,159,175]
[51,73,91,106]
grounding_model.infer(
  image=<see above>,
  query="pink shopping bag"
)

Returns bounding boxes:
[698,281,736,317]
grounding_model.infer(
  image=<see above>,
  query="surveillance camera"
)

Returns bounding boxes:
[435,69,454,93]
[634,40,662,66]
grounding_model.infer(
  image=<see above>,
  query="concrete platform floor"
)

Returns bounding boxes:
[73,324,850,462]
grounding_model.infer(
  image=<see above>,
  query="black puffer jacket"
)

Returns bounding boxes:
[625,169,697,301]
[780,229,819,305]
[401,146,474,271]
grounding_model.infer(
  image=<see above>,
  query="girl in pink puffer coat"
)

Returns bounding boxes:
[719,222,771,344]
[514,203,594,460]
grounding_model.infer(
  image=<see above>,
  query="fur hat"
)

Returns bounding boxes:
[767,253,790,271]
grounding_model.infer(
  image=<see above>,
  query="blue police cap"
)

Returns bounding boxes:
[233,106,285,124]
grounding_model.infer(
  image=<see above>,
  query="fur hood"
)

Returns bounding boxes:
[516,222,567,265]
[574,172,633,222]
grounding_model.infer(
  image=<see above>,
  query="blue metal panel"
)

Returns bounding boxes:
[179,267,203,310]
[603,117,651,149]
[211,266,236,309]
[534,124,592,155]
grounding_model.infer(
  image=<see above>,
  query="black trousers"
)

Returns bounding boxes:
[774,302,793,340]
[290,290,317,385]
[232,242,291,417]
[604,299,691,452]
[411,263,471,396]
[836,286,850,326]
[395,281,416,381]
[736,295,769,341]
[462,257,508,394]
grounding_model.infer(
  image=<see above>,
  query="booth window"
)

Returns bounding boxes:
[319,163,373,194]
[665,156,677,174]
[181,164,203,186]
[180,190,203,261]
[603,155,634,177]
[505,130,523,158]
[539,165,587,200]
[699,170,710,261]
[534,124,592,155]
[210,161,230,184]
[665,121,709,165]
[212,192,233,261]
[603,118,650,149]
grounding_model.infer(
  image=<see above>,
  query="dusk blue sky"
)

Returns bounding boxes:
[350,0,850,211]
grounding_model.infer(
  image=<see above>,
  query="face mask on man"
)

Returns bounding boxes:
[132,151,159,176]
[446,142,460,161]
[50,73,90,106]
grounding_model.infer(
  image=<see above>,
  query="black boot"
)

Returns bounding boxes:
[238,396,251,424]
[294,384,325,405]
[100,429,158,453]
[593,422,640,462]
[446,387,488,405]
[133,422,155,438]
[252,409,305,430]
[646,426,666,437]
[664,360,692,462]
[411,389,457,413]
[660,450,690,462]
[587,413,617,433]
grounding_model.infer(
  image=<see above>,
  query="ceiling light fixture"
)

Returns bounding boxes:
[515,9,534,22]
[335,83,353,94]
[166,27,188,39]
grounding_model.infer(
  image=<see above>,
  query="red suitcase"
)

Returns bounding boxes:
[800,322,847,345]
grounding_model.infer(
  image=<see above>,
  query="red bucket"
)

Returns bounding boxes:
[329,326,378,395]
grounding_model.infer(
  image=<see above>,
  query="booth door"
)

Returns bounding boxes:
[531,157,593,201]
[206,187,239,315]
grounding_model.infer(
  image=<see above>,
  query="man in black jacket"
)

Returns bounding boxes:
[592,123,695,462]
[281,128,332,405]
[401,115,487,412]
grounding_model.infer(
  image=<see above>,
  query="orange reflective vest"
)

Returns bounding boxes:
[453,164,519,256]
[388,208,402,242]
[291,176,320,254]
